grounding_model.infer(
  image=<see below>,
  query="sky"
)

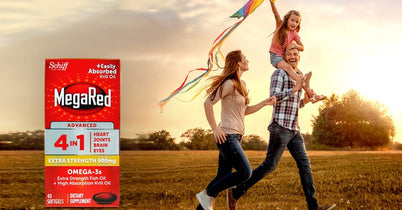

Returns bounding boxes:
[0,0,401,143]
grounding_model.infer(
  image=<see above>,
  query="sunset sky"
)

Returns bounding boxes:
[0,0,401,143]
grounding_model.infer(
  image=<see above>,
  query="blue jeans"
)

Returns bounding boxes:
[205,134,252,198]
[232,123,318,210]
[270,52,284,68]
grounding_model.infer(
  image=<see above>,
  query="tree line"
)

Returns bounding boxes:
[1,128,400,151]
[312,90,395,150]
[0,130,44,150]
[0,90,399,151]
[121,128,273,151]
[0,128,269,151]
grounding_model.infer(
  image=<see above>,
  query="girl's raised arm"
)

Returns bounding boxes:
[270,1,282,27]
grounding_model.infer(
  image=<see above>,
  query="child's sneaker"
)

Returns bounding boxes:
[310,94,327,104]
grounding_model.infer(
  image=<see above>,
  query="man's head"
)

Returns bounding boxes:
[284,47,300,69]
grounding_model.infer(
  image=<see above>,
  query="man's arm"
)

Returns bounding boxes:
[300,91,312,108]
[270,70,302,102]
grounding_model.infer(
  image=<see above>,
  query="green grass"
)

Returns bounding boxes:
[0,150,401,209]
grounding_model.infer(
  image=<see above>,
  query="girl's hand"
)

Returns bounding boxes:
[287,42,298,51]
[287,41,304,52]
[213,128,227,144]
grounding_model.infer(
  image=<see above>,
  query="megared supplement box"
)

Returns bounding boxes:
[45,59,120,207]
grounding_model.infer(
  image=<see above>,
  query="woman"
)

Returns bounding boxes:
[196,50,276,210]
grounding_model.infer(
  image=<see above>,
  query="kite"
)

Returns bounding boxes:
[159,0,265,110]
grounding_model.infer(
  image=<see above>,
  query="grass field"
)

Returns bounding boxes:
[0,150,401,209]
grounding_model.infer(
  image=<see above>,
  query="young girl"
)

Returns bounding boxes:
[269,0,326,103]
[196,50,276,210]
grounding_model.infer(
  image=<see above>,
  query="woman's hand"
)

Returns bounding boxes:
[245,96,277,115]
[264,96,276,105]
[212,128,227,144]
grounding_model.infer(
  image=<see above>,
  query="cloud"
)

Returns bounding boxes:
[0,0,116,48]
[0,0,401,141]
[0,2,224,136]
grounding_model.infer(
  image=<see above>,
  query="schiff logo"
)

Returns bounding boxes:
[49,61,69,71]
[54,83,111,115]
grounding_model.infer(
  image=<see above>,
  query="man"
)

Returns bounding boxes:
[227,45,336,210]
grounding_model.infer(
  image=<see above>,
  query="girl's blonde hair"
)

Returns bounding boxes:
[206,50,249,105]
[273,10,301,47]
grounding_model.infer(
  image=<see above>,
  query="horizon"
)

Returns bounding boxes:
[0,0,401,143]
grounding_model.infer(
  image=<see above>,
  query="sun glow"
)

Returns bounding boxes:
[347,54,401,142]
[349,56,398,111]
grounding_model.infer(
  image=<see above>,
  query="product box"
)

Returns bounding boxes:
[45,59,120,207]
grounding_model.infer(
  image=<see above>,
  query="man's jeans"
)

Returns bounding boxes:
[205,134,252,198]
[232,123,318,210]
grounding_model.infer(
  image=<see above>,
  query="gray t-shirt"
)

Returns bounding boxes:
[205,79,247,135]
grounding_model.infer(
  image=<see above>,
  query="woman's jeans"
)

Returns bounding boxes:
[205,134,252,198]
[232,123,318,210]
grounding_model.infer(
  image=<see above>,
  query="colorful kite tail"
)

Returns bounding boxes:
[159,0,265,111]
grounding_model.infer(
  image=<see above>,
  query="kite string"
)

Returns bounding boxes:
[159,0,263,110]
[158,18,247,109]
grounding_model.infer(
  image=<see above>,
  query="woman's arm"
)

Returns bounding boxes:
[203,81,233,144]
[245,96,276,115]
[204,99,226,144]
